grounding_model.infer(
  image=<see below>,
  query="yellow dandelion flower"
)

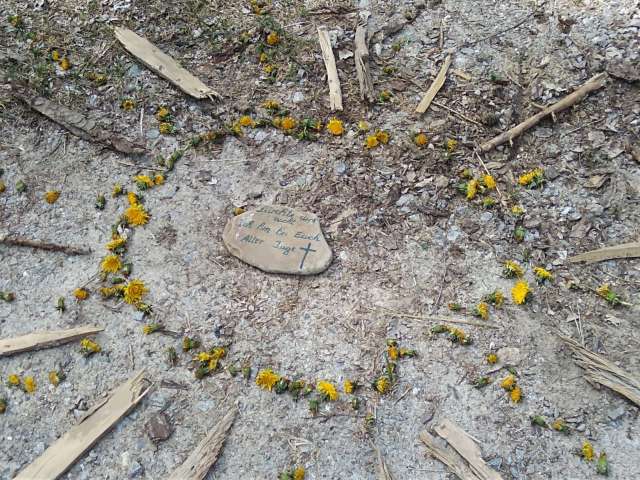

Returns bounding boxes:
[503,260,524,278]
[127,191,139,206]
[134,175,154,189]
[59,57,71,71]
[344,380,354,394]
[51,49,60,61]
[326,118,344,136]
[493,291,505,307]
[375,130,390,144]
[154,174,164,185]
[100,255,122,274]
[375,376,390,394]
[446,138,458,152]
[106,236,126,251]
[24,376,36,393]
[510,385,522,403]
[511,205,525,216]
[486,353,498,364]
[259,52,268,63]
[357,120,370,132]
[387,345,399,361]
[73,288,89,300]
[293,467,305,480]
[518,168,544,187]
[466,179,479,200]
[414,132,428,146]
[155,106,170,121]
[197,352,212,362]
[256,368,280,391]
[365,135,379,149]
[262,99,279,110]
[596,284,611,298]
[124,203,150,226]
[534,266,553,282]
[143,324,162,335]
[483,174,496,190]
[159,122,174,135]
[449,327,467,343]
[500,374,516,391]
[582,441,594,461]
[80,337,101,354]
[211,347,226,360]
[8,374,20,386]
[552,418,567,432]
[121,99,135,111]
[281,116,297,131]
[123,279,148,304]
[475,302,489,320]
[263,64,275,74]
[317,380,339,401]
[266,32,280,46]
[100,287,118,298]
[512,280,530,305]
[44,191,60,204]
[49,371,60,386]
[238,115,255,128]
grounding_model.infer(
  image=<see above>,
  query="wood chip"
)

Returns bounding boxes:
[479,73,607,152]
[415,54,452,114]
[15,371,151,479]
[433,420,503,480]
[419,430,480,480]
[114,27,219,100]
[568,241,640,264]
[317,26,343,111]
[168,406,237,480]
[354,24,375,102]
[559,334,640,407]
[0,326,104,358]
[11,86,146,155]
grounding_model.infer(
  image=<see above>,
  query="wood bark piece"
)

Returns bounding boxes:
[433,420,503,480]
[15,371,151,480]
[317,26,343,111]
[419,431,480,480]
[168,406,237,480]
[114,27,219,100]
[0,326,104,357]
[415,54,452,114]
[568,241,640,264]
[479,73,607,152]
[11,86,146,155]
[559,334,640,407]
[0,235,91,256]
[354,24,375,102]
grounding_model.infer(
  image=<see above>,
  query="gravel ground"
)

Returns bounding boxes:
[1,0,639,479]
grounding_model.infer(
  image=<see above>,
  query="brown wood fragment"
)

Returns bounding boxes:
[559,334,640,407]
[479,73,607,152]
[11,87,146,155]
[0,326,104,357]
[146,413,173,444]
[168,406,237,480]
[419,431,480,480]
[15,371,151,480]
[354,24,375,102]
[0,235,92,256]
[114,27,218,100]
[568,241,640,264]
[317,26,343,111]
[415,54,452,114]
[433,420,503,480]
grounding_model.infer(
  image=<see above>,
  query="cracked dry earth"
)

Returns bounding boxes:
[1,0,639,479]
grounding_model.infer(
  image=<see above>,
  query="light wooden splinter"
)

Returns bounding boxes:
[317,26,343,111]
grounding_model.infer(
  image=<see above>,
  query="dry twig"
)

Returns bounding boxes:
[317,26,343,111]
[1,236,91,256]
[568,241,640,264]
[479,73,607,152]
[354,24,375,102]
[416,55,452,114]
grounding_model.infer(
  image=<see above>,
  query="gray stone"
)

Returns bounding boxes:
[607,406,625,421]
[396,194,416,207]
[223,205,332,275]
[487,457,503,469]
[128,461,144,478]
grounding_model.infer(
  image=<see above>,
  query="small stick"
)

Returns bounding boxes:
[568,241,640,264]
[115,160,166,171]
[368,307,499,329]
[432,100,482,126]
[1,236,91,256]
[479,73,607,152]
[354,24,375,102]
[566,116,604,135]
[416,55,452,114]
[475,151,505,202]
[317,26,343,111]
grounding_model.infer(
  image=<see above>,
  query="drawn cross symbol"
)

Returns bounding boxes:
[299,242,316,270]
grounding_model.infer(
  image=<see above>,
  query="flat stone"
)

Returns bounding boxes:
[145,413,173,444]
[222,205,332,275]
